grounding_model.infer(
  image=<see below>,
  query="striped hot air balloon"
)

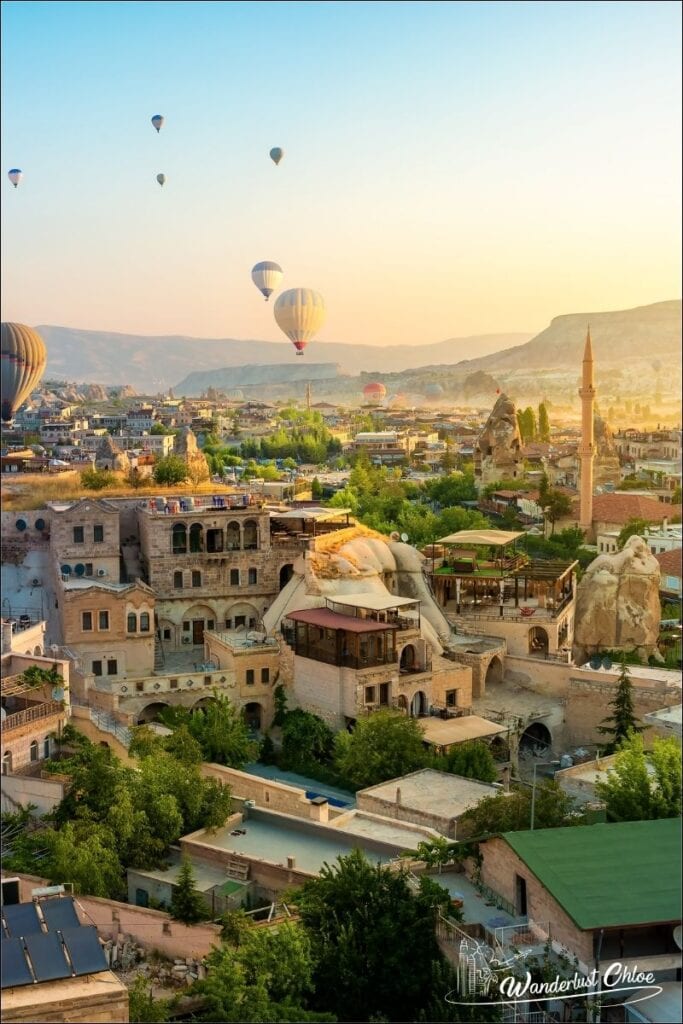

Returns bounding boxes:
[273,289,325,355]
[363,382,386,405]
[251,261,283,301]
[1,323,47,422]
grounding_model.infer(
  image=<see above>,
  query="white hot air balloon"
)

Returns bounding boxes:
[251,261,283,301]
[151,114,165,133]
[7,168,22,188]
[273,288,325,355]
[156,173,166,187]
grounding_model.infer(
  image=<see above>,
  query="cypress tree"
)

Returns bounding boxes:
[597,661,645,753]
[170,857,208,924]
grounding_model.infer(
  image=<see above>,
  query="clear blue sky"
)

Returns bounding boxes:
[1,1,680,350]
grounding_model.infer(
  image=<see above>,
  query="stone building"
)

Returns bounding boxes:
[1,649,71,777]
[49,498,122,582]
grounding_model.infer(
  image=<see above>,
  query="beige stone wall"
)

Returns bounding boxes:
[476,837,594,967]
[564,677,678,747]
[0,973,129,1023]
[50,501,121,578]
[200,763,315,817]
[456,609,573,658]
[2,710,67,773]
[59,584,155,679]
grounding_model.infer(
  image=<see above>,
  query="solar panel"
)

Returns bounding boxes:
[24,932,71,983]
[1,938,34,988]
[3,902,43,938]
[60,926,107,976]
[40,897,80,933]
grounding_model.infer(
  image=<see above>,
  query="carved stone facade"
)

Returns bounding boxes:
[474,394,524,487]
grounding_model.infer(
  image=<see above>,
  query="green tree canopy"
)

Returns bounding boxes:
[333,710,428,789]
[153,454,189,485]
[436,740,498,782]
[617,518,650,549]
[595,734,682,821]
[458,781,583,837]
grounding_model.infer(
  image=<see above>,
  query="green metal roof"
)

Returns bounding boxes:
[503,819,681,930]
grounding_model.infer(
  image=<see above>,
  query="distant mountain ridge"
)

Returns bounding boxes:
[34,300,679,391]
[36,324,531,389]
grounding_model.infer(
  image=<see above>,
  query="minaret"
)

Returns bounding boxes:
[579,326,595,532]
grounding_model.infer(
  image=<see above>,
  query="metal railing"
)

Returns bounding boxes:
[71,698,132,746]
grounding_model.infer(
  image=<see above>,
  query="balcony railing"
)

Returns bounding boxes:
[4,701,63,731]
[288,642,399,671]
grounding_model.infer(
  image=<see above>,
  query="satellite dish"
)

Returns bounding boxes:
[400,533,409,542]
[674,926,682,950]
[51,686,64,702]
[602,656,612,670]
[589,655,602,670]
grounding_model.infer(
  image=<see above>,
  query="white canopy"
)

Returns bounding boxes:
[327,593,419,611]
[436,529,525,547]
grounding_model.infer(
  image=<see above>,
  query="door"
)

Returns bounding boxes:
[192,619,204,645]
[515,875,528,917]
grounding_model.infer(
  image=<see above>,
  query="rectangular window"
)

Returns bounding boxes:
[93,524,104,543]
[85,563,93,576]
[230,569,240,586]
[379,682,389,705]
[235,615,246,628]
[107,659,118,675]
[73,526,84,543]
[136,681,144,693]
[365,685,376,704]
[82,611,93,631]
[183,621,190,631]
[163,628,171,640]
[170,678,178,689]
[246,669,255,685]
[207,619,215,631]
[261,667,270,684]
[92,659,102,676]
[248,568,257,585]
[99,610,109,630]
[192,571,201,588]
[446,689,458,707]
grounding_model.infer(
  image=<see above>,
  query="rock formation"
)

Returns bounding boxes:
[95,435,130,473]
[572,536,662,664]
[175,426,209,483]
[475,393,524,487]
[263,525,453,654]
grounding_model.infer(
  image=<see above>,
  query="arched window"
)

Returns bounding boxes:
[192,571,201,588]
[172,523,187,554]
[174,571,183,589]
[226,521,241,550]
[127,613,137,633]
[140,612,150,632]
[29,740,39,762]
[243,519,258,550]
[189,523,204,553]
[2,751,11,775]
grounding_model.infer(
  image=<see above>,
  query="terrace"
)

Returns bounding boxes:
[428,530,577,626]
[269,507,353,546]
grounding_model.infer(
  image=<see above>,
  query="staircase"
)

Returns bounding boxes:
[154,630,165,671]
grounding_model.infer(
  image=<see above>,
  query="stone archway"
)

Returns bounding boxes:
[244,702,263,731]
[279,563,294,591]
[485,655,504,688]
[410,690,428,717]
[137,702,170,725]
[192,696,216,712]
[400,644,416,673]
[520,720,552,756]
[528,626,549,657]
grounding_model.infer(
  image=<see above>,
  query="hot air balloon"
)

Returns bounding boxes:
[156,173,166,187]
[269,147,284,166]
[274,289,325,356]
[363,382,386,405]
[7,169,22,188]
[1,323,48,422]
[251,261,283,301]
[151,114,165,133]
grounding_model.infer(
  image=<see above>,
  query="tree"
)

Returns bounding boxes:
[409,836,456,874]
[280,708,335,774]
[170,856,209,924]
[296,849,442,1022]
[153,455,188,485]
[458,781,583,837]
[437,740,498,782]
[597,662,644,752]
[333,710,427,789]
[150,421,174,435]
[538,403,550,442]
[310,477,323,500]
[128,977,171,1023]
[596,733,682,821]
[80,467,116,490]
[42,821,124,898]
[617,517,650,550]
[183,694,259,767]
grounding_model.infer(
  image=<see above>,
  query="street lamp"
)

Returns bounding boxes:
[530,759,561,830]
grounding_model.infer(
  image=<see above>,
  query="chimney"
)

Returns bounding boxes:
[395,787,402,806]
[286,855,296,870]
[663,517,669,533]
[309,796,329,823]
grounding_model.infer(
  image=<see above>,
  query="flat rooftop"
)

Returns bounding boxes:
[285,607,399,633]
[644,704,682,731]
[504,818,682,930]
[358,769,500,818]
[331,810,439,847]
[327,593,419,612]
[419,715,507,746]
[130,852,243,893]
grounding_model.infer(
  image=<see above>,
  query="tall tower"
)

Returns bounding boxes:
[579,326,595,532]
